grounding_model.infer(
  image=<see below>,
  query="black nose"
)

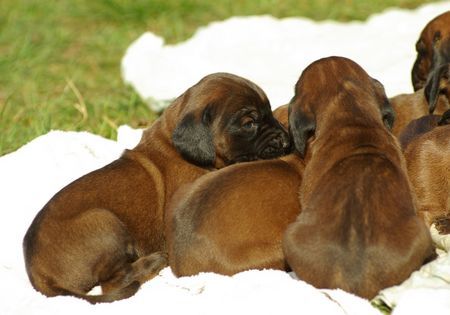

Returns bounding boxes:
[271,129,291,153]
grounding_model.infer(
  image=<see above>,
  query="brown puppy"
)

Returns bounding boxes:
[404,125,450,235]
[398,109,450,150]
[166,153,304,277]
[23,73,290,303]
[390,63,450,136]
[273,104,289,129]
[283,56,433,299]
[412,11,450,91]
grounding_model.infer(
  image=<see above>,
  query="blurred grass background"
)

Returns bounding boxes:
[0,0,437,156]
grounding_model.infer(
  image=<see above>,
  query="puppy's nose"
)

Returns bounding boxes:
[269,136,283,149]
[274,130,291,153]
[268,133,290,152]
[281,134,290,151]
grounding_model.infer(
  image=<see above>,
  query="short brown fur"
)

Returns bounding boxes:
[390,63,450,137]
[273,104,289,129]
[404,125,450,234]
[166,153,304,277]
[283,57,434,299]
[23,73,290,303]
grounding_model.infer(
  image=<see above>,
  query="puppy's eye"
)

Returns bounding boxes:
[241,118,256,130]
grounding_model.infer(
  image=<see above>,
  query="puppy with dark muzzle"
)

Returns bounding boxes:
[23,73,290,303]
[282,56,434,300]
[412,11,450,91]
[404,124,450,235]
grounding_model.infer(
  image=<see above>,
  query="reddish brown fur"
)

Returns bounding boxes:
[412,11,450,91]
[390,89,449,136]
[23,73,290,303]
[166,153,304,276]
[273,104,289,129]
[404,125,450,234]
[283,57,434,299]
[398,111,450,150]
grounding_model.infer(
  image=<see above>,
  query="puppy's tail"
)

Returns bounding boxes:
[77,251,168,304]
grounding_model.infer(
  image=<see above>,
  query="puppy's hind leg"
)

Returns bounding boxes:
[75,210,168,303]
[25,207,168,303]
[99,251,168,296]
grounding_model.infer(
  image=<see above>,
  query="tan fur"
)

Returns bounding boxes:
[404,125,450,234]
[283,57,434,299]
[398,113,449,151]
[273,104,289,129]
[23,73,290,303]
[166,153,304,276]
[390,87,449,137]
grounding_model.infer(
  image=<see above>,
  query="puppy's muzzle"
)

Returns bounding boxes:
[258,128,291,159]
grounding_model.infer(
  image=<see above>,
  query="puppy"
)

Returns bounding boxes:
[166,153,304,277]
[412,11,450,91]
[390,63,450,136]
[398,109,450,150]
[404,125,450,235]
[23,73,290,303]
[283,56,433,299]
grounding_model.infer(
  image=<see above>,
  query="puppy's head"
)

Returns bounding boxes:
[412,11,450,91]
[172,73,290,168]
[289,56,394,157]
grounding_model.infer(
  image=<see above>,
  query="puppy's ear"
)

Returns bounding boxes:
[438,109,450,126]
[381,98,395,130]
[425,63,449,114]
[172,107,215,166]
[289,103,315,158]
[411,38,427,91]
[372,78,395,130]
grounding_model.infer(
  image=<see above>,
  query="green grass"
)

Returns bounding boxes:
[0,0,437,156]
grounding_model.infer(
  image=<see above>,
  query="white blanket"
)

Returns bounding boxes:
[3,2,450,314]
[122,1,450,111]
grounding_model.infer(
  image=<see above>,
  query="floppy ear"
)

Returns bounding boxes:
[381,98,395,130]
[289,103,315,158]
[425,63,449,114]
[438,109,450,126]
[411,38,427,91]
[172,107,215,166]
[372,78,395,130]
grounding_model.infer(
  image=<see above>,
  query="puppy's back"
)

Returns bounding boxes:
[166,155,304,276]
[284,151,432,298]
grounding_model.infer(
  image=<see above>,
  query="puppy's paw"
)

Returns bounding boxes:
[433,215,450,234]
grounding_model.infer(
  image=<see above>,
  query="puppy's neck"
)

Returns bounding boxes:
[132,116,208,197]
[312,107,399,163]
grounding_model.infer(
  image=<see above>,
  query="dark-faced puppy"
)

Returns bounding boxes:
[390,63,450,136]
[283,56,433,300]
[273,104,289,129]
[404,125,450,235]
[166,153,304,277]
[412,11,450,91]
[23,73,290,303]
[398,109,450,150]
